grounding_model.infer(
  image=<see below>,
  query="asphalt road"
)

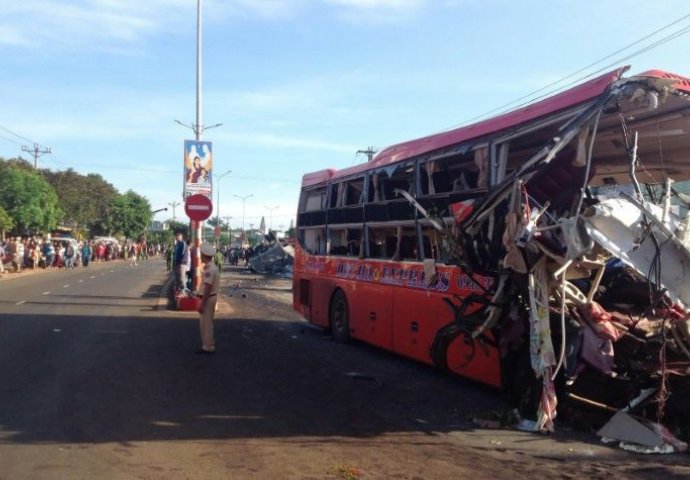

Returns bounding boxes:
[0,260,688,479]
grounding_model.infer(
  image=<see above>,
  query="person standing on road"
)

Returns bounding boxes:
[0,240,5,274]
[196,243,220,354]
[129,242,138,266]
[43,241,55,269]
[81,241,92,267]
[173,232,188,290]
[64,242,76,269]
[14,238,24,272]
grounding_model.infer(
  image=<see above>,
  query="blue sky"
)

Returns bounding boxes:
[1,0,689,231]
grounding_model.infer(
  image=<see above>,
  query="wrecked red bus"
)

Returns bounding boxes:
[293,66,690,436]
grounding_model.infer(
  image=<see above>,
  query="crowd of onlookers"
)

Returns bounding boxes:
[0,235,164,275]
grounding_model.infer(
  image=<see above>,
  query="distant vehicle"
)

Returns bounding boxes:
[293,67,690,432]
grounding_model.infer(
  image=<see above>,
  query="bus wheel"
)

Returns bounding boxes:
[329,289,350,343]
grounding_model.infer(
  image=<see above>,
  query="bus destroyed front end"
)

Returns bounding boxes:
[448,74,690,448]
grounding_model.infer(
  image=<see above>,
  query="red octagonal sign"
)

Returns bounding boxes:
[184,194,213,221]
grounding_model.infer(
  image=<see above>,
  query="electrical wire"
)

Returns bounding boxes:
[0,124,35,144]
[447,12,690,130]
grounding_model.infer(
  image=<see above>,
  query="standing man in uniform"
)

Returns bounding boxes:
[196,243,220,354]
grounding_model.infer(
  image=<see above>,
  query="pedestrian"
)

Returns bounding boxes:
[129,242,138,266]
[43,241,55,269]
[82,241,92,267]
[196,243,220,354]
[214,248,224,270]
[0,240,5,274]
[64,242,76,269]
[165,244,173,271]
[15,237,24,272]
[173,232,189,290]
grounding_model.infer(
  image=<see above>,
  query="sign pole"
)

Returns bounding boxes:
[192,0,203,292]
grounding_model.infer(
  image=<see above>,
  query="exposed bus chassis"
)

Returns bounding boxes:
[420,74,690,443]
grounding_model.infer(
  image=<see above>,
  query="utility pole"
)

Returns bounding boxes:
[264,206,278,232]
[215,169,232,225]
[356,146,377,161]
[22,143,51,169]
[233,193,253,242]
[223,215,232,244]
[168,201,181,222]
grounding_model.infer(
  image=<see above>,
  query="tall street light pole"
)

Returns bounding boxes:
[233,194,253,243]
[265,205,279,233]
[168,201,181,222]
[215,169,232,226]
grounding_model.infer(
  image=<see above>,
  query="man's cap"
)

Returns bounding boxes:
[200,243,215,257]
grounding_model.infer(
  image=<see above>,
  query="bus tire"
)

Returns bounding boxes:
[329,289,350,343]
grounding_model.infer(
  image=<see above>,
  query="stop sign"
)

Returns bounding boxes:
[184,194,213,221]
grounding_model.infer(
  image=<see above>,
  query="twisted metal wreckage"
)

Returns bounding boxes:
[402,67,690,449]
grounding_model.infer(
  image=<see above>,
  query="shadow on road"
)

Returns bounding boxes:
[0,310,509,445]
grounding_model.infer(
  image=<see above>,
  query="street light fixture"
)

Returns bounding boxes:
[264,205,279,233]
[215,169,232,226]
[233,194,254,243]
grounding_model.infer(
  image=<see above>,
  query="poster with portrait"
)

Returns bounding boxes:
[183,140,213,199]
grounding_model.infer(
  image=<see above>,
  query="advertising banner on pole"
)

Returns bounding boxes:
[183,140,213,199]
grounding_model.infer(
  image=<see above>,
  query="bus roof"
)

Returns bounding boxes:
[301,66,690,188]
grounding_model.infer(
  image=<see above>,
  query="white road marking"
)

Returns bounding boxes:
[15,300,26,305]
[64,285,70,288]
[90,276,96,279]
[78,279,84,283]
[42,291,51,295]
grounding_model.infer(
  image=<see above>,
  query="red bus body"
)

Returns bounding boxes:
[292,66,690,399]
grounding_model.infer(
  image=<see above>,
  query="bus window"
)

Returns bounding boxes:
[347,228,363,257]
[366,225,417,261]
[382,164,415,199]
[328,227,363,257]
[366,226,396,259]
[299,187,327,212]
[419,155,480,195]
[300,227,326,255]
[330,178,365,208]
[367,172,386,202]
[421,225,451,263]
[328,228,347,255]
[345,178,364,205]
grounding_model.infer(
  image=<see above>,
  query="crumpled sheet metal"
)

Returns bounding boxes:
[584,197,690,309]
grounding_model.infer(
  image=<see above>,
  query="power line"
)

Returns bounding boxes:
[48,151,67,170]
[498,24,690,117]
[448,11,690,129]
[0,133,22,146]
[0,124,35,144]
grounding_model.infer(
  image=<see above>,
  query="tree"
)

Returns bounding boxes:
[101,190,152,239]
[0,205,14,238]
[0,164,62,234]
[43,169,117,236]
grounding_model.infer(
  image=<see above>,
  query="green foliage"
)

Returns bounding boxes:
[101,190,153,239]
[0,157,157,240]
[0,205,14,234]
[42,168,117,234]
[0,163,63,234]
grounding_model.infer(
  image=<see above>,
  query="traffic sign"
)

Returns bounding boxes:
[184,194,213,221]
